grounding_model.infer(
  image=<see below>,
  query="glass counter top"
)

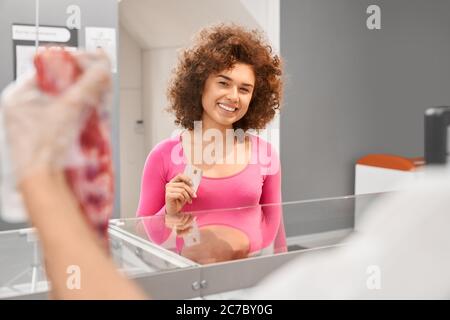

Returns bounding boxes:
[0,191,391,299]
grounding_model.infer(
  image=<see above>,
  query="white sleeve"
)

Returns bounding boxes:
[246,169,450,299]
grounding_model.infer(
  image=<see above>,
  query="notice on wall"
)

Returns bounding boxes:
[12,24,78,79]
[85,27,117,73]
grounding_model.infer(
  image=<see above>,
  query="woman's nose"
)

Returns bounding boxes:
[226,86,239,102]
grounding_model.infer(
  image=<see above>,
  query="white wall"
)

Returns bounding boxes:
[119,38,182,219]
[241,0,280,53]
[142,48,180,152]
[119,25,145,218]
[241,0,281,152]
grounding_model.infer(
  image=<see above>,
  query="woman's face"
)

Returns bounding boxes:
[201,63,255,129]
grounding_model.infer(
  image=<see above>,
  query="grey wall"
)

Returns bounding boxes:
[280,0,450,234]
[0,0,119,230]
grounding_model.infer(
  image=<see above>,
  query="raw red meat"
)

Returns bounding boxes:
[34,48,114,244]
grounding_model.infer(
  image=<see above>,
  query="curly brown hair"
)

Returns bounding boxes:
[166,23,283,132]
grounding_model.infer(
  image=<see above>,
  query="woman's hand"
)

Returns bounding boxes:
[164,173,197,233]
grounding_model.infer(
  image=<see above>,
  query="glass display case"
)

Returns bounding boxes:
[0,192,389,299]
[0,223,197,299]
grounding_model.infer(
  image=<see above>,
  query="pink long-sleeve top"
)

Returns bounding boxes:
[136,132,286,254]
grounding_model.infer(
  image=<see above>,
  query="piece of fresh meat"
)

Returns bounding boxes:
[34,48,114,242]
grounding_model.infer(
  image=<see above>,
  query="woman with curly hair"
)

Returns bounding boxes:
[136,24,286,263]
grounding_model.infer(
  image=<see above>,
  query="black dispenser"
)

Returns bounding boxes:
[424,106,450,165]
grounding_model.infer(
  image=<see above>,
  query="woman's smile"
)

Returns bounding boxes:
[217,102,238,114]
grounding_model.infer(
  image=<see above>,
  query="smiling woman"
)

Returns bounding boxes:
[167,23,282,132]
[136,23,286,263]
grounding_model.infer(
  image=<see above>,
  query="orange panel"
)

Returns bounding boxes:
[357,154,424,171]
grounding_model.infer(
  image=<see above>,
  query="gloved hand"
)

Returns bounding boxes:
[0,51,111,183]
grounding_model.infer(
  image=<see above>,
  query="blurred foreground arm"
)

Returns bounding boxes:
[20,169,146,299]
[2,51,146,299]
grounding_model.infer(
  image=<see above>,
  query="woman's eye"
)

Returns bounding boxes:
[240,88,250,93]
[219,81,228,86]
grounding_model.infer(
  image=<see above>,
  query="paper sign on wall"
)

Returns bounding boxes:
[12,24,78,79]
[85,27,117,73]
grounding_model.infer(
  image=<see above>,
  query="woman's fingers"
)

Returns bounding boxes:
[167,192,185,203]
[167,186,193,203]
[176,188,192,204]
[170,182,196,198]
[171,174,193,187]
[177,190,190,203]
[167,181,196,202]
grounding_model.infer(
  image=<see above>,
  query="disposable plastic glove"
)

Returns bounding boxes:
[0,51,111,183]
